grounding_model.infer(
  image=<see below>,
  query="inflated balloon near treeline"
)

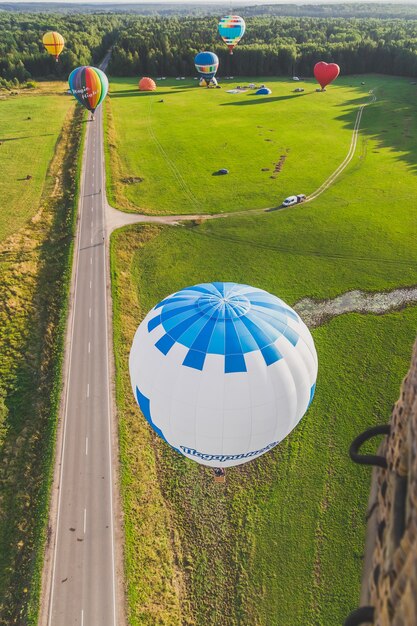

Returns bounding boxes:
[129,282,318,469]
[42,31,65,62]
[314,61,340,90]
[218,15,246,54]
[194,51,219,85]
[139,77,156,91]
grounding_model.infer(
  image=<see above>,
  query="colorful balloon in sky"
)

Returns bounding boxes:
[218,15,246,54]
[68,66,109,114]
[129,282,318,469]
[194,52,219,84]
[314,62,340,90]
[42,31,65,62]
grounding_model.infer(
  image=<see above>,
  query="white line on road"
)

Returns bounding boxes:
[87,383,90,398]
[89,308,91,319]
[90,280,92,289]
[90,236,93,245]
[83,508,87,534]
[91,221,93,228]
[88,341,91,354]
[81,609,84,626]
[90,257,92,265]
[100,108,118,625]
[85,437,88,456]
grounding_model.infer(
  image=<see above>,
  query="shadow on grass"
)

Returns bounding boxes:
[109,89,188,98]
[220,92,310,106]
[335,80,417,175]
[0,134,54,142]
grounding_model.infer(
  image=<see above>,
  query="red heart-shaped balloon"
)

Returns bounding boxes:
[314,62,340,90]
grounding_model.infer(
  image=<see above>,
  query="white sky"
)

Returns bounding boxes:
[7,0,417,4]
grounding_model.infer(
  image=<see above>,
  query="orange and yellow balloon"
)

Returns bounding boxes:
[42,31,65,62]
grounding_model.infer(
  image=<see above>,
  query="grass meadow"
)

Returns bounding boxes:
[107,74,417,624]
[0,85,82,624]
[0,84,73,240]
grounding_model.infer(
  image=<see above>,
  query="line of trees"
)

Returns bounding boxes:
[0,13,122,87]
[108,16,417,78]
[2,12,417,85]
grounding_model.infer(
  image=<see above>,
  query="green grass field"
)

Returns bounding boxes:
[107,74,417,625]
[0,85,73,241]
[106,74,417,216]
[0,86,82,624]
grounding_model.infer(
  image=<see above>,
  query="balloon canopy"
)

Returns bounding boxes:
[194,51,219,82]
[314,62,340,90]
[129,282,318,468]
[256,87,272,95]
[218,15,246,54]
[139,77,156,91]
[42,31,65,61]
[68,66,109,113]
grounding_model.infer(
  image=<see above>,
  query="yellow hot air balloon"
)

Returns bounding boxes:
[42,31,65,62]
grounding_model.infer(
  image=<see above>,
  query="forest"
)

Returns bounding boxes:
[2,11,417,85]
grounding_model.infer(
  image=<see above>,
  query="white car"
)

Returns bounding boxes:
[282,195,298,207]
[282,194,306,207]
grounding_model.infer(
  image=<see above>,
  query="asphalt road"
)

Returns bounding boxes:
[46,98,117,624]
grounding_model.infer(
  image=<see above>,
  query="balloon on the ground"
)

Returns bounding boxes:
[199,77,208,87]
[194,51,219,83]
[42,31,65,61]
[314,62,340,90]
[139,77,156,91]
[129,282,318,469]
[68,66,109,113]
[218,15,246,54]
[256,87,272,95]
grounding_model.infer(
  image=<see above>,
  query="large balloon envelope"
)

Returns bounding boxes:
[42,31,65,62]
[314,61,340,90]
[218,15,246,54]
[139,77,156,91]
[68,66,109,113]
[194,51,219,82]
[129,282,318,468]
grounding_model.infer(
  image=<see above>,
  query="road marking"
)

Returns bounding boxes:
[89,308,91,319]
[88,341,91,354]
[90,281,92,289]
[100,107,118,625]
[90,257,92,265]
[83,508,87,534]
[81,609,84,626]
[90,236,93,245]
[87,383,90,398]
[85,437,88,455]
[91,220,93,228]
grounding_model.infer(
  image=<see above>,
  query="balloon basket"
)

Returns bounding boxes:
[214,474,226,484]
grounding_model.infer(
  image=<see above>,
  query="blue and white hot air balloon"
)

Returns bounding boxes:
[194,51,219,85]
[129,282,318,469]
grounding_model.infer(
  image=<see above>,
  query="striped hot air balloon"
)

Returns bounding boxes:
[129,282,318,470]
[42,31,65,62]
[194,52,219,85]
[218,16,246,54]
[68,66,109,118]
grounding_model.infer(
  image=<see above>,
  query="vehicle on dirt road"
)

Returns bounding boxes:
[282,194,306,207]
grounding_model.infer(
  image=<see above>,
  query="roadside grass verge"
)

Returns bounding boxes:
[111,223,417,625]
[0,101,84,624]
[0,86,73,241]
